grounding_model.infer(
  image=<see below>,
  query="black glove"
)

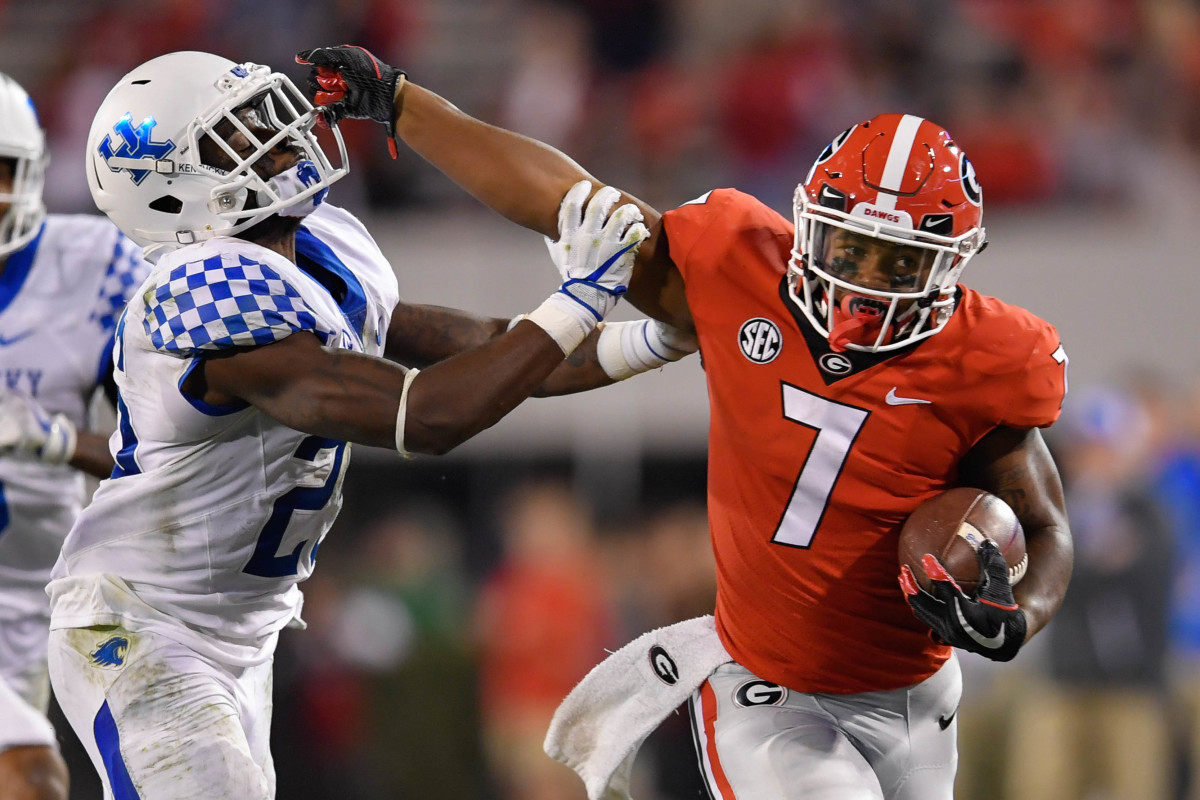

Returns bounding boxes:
[295,45,406,158]
[899,539,1027,662]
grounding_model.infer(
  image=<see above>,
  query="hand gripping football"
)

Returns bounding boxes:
[898,487,1027,596]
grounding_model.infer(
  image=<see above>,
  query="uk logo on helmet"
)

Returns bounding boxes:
[98,113,176,185]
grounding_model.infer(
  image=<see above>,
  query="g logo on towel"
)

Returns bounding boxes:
[649,645,679,685]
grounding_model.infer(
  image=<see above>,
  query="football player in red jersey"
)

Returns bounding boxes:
[298,46,1073,800]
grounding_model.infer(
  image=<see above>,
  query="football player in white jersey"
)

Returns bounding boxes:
[44,51,650,800]
[0,72,150,800]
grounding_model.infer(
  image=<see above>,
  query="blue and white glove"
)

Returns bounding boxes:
[527,180,649,354]
[0,391,77,465]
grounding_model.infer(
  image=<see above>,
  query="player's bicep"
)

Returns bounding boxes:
[958,426,1067,536]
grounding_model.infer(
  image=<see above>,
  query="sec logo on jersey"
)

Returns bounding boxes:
[739,318,781,364]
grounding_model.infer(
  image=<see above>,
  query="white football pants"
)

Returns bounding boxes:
[47,624,275,800]
[0,614,58,751]
[690,654,962,800]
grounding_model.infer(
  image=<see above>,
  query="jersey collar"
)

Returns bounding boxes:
[777,275,945,384]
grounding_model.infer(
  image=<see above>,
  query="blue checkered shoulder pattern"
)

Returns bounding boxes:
[90,233,148,334]
[143,253,330,355]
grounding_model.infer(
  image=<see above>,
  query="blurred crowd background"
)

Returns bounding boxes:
[3,0,1200,798]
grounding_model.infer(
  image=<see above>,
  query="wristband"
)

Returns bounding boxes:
[597,320,697,381]
[394,368,420,458]
[526,292,596,355]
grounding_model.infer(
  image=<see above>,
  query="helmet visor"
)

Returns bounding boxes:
[810,220,939,296]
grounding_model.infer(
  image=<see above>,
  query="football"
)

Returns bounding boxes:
[898,487,1028,597]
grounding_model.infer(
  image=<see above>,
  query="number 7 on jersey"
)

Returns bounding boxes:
[771,384,869,548]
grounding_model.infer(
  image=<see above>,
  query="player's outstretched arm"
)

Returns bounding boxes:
[383,304,697,396]
[295,45,693,332]
[200,182,648,454]
[956,425,1073,642]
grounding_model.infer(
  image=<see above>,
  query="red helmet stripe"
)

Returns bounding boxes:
[875,114,924,211]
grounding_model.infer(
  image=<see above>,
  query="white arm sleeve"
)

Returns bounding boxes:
[596,319,698,381]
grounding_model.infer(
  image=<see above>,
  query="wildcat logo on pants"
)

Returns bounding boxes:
[90,635,130,668]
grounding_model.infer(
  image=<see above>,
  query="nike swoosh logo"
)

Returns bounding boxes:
[0,330,35,347]
[939,706,959,731]
[885,387,932,406]
[955,599,1006,649]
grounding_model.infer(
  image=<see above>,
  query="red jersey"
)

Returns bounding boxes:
[665,189,1067,694]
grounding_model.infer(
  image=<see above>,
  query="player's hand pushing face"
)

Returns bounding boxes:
[296,45,405,156]
[547,180,648,321]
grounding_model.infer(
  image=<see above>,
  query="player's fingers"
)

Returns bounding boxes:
[898,564,921,597]
[584,185,622,232]
[557,180,592,238]
[315,68,346,90]
[314,90,346,107]
[919,554,955,584]
[920,553,970,601]
[296,47,333,66]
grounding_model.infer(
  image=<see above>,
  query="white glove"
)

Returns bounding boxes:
[527,180,649,353]
[0,392,77,465]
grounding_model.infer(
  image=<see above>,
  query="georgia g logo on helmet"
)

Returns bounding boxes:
[960,153,982,207]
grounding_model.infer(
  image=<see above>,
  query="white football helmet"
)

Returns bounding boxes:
[0,73,47,259]
[86,51,348,261]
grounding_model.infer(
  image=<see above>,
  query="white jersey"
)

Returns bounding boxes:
[48,204,398,665]
[0,214,146,626]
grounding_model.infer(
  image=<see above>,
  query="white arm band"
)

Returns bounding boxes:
[394,367,420,458]
[525,292,597,355]
[597,319,698,381]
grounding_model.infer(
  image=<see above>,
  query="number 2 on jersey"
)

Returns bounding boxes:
[771,384,869,548]
[243,436,347,578]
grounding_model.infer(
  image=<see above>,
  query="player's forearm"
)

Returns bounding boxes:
[533,327,616,396]
[68,430,116,479]
[386,306,615,396]
[249,347,410,448]
[961,425,1073,645]
[395,83,589,238]
[1013,522,1074,642]
[384,302,509,367]
[403,321,567,454]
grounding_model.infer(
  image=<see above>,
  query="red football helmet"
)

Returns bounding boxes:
[788,113,985,352]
